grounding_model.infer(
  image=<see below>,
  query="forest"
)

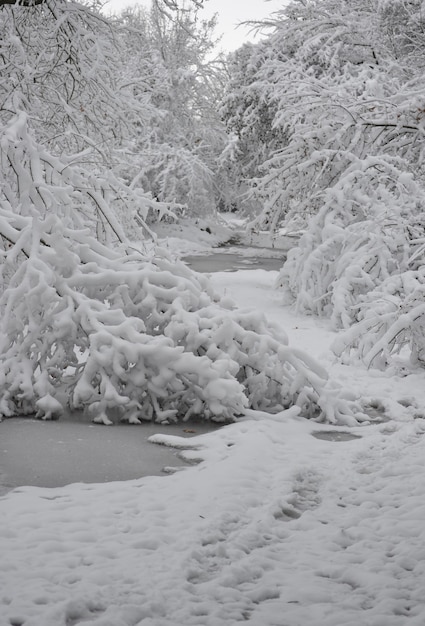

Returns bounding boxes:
[1,0,424,425]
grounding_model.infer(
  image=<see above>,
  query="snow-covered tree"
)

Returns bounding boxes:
[0,108,358,424]
[115,1,228,217]
[219,40,286,215]
[222,0,425,225]
[220,0,425,372]
[0,0,359,425]
[0,0,162,237]
[0,0,135,160]
[222,0,390,228]
[276,2,425,301]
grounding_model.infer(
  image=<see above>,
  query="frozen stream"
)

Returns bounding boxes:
[0,247,284,494]
[182,247,285,273]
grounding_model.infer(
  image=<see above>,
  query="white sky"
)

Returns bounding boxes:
[103,0,285,51]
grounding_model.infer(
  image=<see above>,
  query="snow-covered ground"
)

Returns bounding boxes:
[2,236,425,626]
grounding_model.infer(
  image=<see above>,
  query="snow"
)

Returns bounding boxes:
[2,244,425,625]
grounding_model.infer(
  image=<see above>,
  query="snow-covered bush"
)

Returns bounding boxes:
[279,157,423,328]
[332,269,425,369]
[0,109,358,424]
[0,202,349,425]
[0,213,363,424]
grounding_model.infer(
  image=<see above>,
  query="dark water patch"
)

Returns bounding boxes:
[312,430,362,442]
[183,251,285,273]
[0,415,220,492]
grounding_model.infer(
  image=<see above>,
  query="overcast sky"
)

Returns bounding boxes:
[103,0,285,51]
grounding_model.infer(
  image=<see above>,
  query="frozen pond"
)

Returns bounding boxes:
[0,415,219,494]
[183,249,285,273]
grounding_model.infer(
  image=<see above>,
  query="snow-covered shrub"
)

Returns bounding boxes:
[0,205,351,425]
[332,269,425,369]
[128,144,217,218]
[279,156,422,329]
[0,110,356,424]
